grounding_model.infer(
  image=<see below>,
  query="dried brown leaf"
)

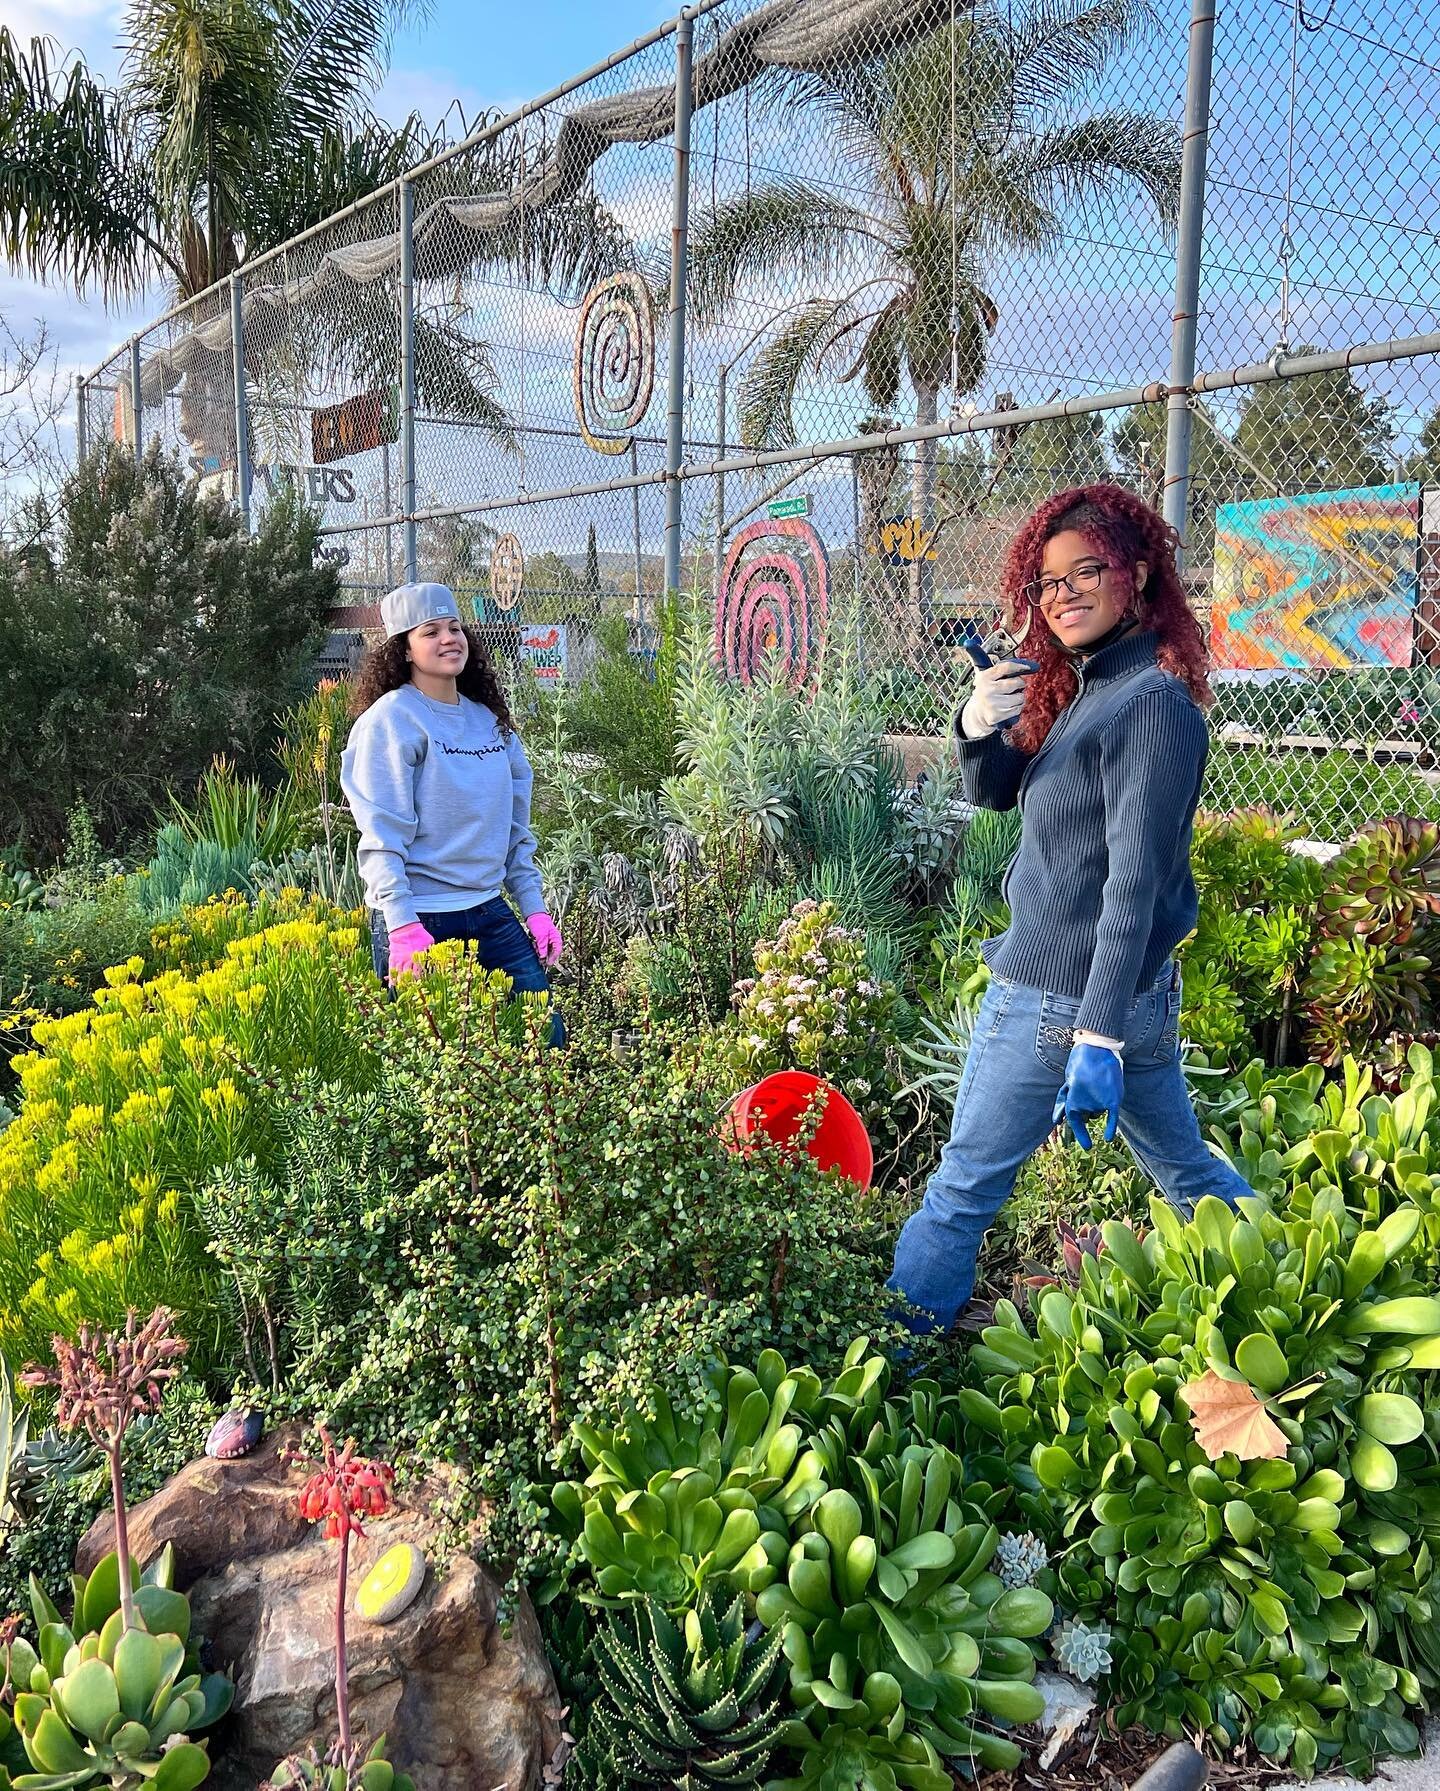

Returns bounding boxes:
[1181,1368,1288,1461]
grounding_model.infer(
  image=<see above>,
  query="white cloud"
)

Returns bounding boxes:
[2,0,125,74]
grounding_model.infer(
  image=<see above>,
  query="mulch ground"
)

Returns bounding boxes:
[971,1721,1300,1790]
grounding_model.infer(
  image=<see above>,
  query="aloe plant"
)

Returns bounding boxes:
[583,1585,786,1788]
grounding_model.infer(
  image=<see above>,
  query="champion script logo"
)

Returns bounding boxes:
[439,740,504,759]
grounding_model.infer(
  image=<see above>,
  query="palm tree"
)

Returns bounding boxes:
[0,0,626,457]
[687,0,1181,625]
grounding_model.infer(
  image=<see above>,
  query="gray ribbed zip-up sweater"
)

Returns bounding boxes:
[955,629,1208,1041]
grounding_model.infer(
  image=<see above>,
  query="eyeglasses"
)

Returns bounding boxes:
[1022,561,1112,609]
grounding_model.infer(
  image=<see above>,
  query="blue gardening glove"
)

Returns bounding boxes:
[1053,1042,1123,1149]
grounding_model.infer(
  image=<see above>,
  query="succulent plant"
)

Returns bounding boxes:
[1302,818,1440,1064]
[992,1532,1048,1590]
[550,1342,889,1609]
[264,1735,414,1791]
[584,1585,786,1788]
[0,1353,32,1543]
[744,1462,1052,1779]
[963,1191,1440,1778]
[7,1610,225,1791]
[1316,817,1440,949]
[26,1546,233,1732]
[1052,1618,1113,1683]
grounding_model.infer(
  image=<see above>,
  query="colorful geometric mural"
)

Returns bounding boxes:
[1210,484,1420,671]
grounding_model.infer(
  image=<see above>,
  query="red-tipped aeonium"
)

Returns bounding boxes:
[20,1307,187,1632]
[296,1428,395,1759]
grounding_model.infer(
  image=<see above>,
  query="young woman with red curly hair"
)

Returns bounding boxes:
[889,484,1251,1332]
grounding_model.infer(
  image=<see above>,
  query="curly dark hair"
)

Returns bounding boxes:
[999,483,1213,754]
[350,625,516,733]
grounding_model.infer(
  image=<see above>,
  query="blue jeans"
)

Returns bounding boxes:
[369,899,565,1045]
[888,964,1249,1331]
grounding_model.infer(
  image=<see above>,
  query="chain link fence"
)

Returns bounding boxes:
[80,0,1440,838]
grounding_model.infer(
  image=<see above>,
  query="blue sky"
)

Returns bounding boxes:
[7,0,1440,547]
[0,0,672,397]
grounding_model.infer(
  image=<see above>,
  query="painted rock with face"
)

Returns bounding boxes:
[204,1407,264,1460]
[356,1542,427,1624]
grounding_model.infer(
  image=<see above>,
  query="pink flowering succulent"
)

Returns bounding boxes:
[21,1307,187,1632]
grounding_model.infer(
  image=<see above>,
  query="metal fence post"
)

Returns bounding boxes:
[629,439,645,627]
[399,177,418,584]
[714,361,728,602]
[1162,0,1218,560]
[662,8,695,601]
[230,271,252,530]
[75,377,88,466]
[129,339,143,468]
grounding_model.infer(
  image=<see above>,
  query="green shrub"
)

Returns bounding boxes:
[298,974,901,1578]
[962,1190,1440,1778]
[556,602,681,794]
[1204,746,1440,842]
[0,443,335,856]
[0,906,375,1376]
[0,876,155,1087]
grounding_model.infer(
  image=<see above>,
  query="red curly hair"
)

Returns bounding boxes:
[1000,484,1213,754]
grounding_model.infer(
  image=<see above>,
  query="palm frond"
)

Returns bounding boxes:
[1008,0,1160,115]
[272,0,433,145]
[124,0,279,250]
[1007,111,1182,234]
[243,112,443,249]
[0,30,175,296]
[687,180,879,326]
[736,294,874,449]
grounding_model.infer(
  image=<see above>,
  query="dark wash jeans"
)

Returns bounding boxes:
[888,962,1249,1331]
[369,897,565,1045]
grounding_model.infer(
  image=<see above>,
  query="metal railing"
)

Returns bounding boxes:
[79,0,1440,838]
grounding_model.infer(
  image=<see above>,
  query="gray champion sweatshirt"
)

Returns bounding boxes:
[340,685,545,929]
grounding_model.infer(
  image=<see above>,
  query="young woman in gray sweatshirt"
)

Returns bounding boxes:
[340,583,563,1030]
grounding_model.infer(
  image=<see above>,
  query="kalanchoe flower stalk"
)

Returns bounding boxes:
[20,1306,187,1632]
[294,1427,396,1759]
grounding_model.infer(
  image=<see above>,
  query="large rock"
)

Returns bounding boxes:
[78,1427,565,1791]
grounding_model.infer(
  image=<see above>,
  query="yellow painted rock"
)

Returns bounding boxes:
[356,1542,427,1623]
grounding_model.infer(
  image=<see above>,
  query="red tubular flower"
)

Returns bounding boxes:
[295,1427,395,1542]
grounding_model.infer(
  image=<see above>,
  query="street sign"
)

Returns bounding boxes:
[766,493,811,520]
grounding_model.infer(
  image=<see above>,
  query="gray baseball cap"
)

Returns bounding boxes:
[380,582,462,639]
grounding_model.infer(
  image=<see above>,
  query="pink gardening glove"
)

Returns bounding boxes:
[387,921,435,982]
[526,912,563,967]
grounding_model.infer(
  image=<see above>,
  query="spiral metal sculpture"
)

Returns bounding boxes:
[573,272,657,455]
[715,516,830,690]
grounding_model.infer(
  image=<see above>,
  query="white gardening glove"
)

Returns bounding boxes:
[959,659,1037,739]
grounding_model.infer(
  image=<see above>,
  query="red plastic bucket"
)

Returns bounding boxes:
[726,1071,874,1191]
